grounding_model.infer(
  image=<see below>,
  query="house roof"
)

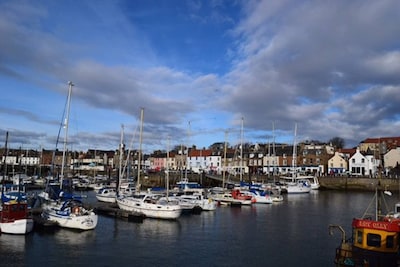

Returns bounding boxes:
[188,149,212,157]
[361,137,400,150]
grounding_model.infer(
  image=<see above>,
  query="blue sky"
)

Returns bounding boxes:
[1,0,400,153]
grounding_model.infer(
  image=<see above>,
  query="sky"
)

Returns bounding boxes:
[1,0,400,153]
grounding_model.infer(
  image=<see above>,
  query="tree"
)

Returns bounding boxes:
[328,137,345,149]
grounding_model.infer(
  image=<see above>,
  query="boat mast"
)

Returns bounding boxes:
[1,131,9,201]
[166,136,170,200]
[136,107,144,193]
[185,121,191,181]
[60,81,73,190]
[118,124,124,194]
[240,117,244,182]
[272,121,276,179]
[223,130,228,189]
[292,123,297,179]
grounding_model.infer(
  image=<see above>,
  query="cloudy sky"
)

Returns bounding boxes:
[1,0,399,153]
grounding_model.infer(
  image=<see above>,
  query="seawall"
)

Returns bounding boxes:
[319,177,400,192]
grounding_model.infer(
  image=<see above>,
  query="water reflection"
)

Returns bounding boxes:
[137,218,182,238]
[0,234,26,266]
[0,234,26,253]
[53,228,96,245]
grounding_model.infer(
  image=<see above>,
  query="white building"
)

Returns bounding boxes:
[349,148,379,177]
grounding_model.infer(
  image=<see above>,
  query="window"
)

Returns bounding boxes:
[387,235,394,248]
[367,233,381,247]
[357,230,363,244]
[352,159,355,163]
[361,158,365,163]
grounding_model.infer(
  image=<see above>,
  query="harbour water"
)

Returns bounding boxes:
[1,190,396,267]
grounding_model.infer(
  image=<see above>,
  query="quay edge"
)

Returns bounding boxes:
[318,177,400,192]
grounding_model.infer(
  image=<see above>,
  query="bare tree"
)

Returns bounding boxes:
[328,137,345,149]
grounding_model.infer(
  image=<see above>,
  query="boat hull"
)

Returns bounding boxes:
[42,210,98,230]
[0,218,34,234]
[96,195,116,203]
[116,196,182,220]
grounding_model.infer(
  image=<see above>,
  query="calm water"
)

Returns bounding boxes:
[1,190,396,267]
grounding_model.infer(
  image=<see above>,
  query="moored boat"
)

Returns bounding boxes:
[95,187,117,203]
[330,181,400,266]
[41,198,98,231]
[0,192,34,234]
[116,193,182,220]
[286,179,311,194]
[248,189,273,204]
[0,132,34,235]
[231,189,253,205]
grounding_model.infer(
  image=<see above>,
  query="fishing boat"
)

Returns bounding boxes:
[0,132,34,234]
[0,192,34,234]
[330,180,400,266]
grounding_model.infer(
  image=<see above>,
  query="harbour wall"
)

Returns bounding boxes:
[318,177,400,192]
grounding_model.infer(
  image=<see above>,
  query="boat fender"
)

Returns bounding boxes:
[73,206,80,215]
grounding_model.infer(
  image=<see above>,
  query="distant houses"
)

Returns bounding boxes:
[1,136,400,179]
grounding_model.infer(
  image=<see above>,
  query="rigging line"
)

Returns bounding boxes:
[121,124,139,180]
[51,90,69,175]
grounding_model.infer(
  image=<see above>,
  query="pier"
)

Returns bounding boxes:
[92,202,145,222]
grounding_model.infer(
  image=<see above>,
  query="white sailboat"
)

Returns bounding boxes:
[116,108,182,220]
[41,82,98,230]
[285,123,312,194]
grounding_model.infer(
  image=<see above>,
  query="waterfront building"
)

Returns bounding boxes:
[349,148,379,177]
[384,147,400,174]
[328,151,349,175]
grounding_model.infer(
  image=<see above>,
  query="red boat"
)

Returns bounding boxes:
[330,186,400,267]
[0,192,34,234]
[231,189,253,205]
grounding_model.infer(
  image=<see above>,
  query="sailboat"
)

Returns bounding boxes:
[116,108,182,220]
[330,151,400,266]
[283,123,312,194]
[41,82,98,231]
[0,132,34,234]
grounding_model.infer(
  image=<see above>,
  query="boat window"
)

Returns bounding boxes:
[366,233,381,247]
[386,235,394,248]
[357,230,363,244]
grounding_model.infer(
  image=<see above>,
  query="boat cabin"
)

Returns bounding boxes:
[1,201,30,223]
[352,218,400,253]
